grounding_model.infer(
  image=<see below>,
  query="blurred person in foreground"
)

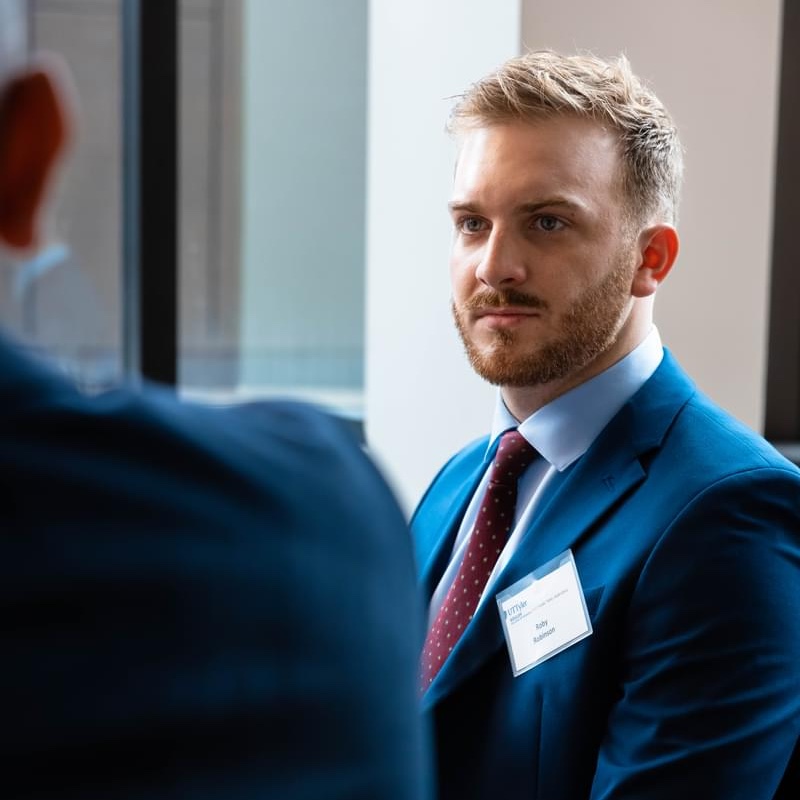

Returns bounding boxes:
[0,1,428,798]
[413,49,800,799]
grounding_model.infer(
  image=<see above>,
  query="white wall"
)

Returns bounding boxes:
[520,0,782,431]
[365,0,522,511]
[366,0,782,512]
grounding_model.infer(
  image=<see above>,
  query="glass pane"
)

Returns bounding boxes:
[0,0,123,390]
[178,0,367,418]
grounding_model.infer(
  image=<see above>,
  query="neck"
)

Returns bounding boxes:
[501,308,653,421]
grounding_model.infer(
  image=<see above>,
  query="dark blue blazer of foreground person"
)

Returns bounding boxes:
[414,352,800,800]
[0,335,429,800]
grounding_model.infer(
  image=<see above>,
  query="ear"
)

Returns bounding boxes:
[630,224,679,298]
[0,66,70,252]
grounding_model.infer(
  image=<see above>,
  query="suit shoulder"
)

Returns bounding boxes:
[675,391,800,476]
[164,395,406,518]
[4,384,405,533]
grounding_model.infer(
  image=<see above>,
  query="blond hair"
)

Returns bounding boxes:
[448,50,683,225]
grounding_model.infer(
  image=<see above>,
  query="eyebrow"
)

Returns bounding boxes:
[447,197,584,215]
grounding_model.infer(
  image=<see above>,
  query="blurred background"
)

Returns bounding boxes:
[0,0,796,510]
[0,0,366,413]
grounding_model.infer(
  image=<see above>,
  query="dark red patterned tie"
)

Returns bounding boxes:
[420,429,537,691]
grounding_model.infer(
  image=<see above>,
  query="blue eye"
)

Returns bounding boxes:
[459,217,487,234]
[535,216,565,232]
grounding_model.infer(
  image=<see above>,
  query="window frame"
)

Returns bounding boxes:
[122,0,178,386]
[766,0,800,451]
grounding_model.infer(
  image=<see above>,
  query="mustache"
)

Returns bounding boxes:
[459,288,549,312]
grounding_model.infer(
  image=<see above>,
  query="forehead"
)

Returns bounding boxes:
[451,117,623,209]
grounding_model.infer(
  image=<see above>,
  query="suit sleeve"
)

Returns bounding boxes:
[590,467,800,800]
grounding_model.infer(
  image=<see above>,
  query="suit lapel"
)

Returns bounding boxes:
[414,437,493,601]
[503,423,646,582]
[422,350,696,710]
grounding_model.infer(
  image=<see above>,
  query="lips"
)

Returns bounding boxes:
[474,307,540,329]
[475,307,538,318]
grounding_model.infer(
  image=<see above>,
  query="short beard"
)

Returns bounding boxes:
[452,259,634,387]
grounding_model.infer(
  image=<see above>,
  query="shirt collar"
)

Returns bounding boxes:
[488,327,664,470]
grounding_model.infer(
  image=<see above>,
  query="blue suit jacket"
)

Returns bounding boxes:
[412,351,800,799]
[0,336,429,800]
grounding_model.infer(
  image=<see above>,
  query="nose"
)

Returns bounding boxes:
[474,228,527,289]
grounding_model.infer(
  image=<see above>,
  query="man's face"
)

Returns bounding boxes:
[449,116,640,388]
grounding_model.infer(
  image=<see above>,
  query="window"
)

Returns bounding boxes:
[1,0,368,427]
[0,0,123,390]
[179,0,368,421]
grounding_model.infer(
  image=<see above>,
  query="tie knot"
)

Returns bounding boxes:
[488,430,537,487]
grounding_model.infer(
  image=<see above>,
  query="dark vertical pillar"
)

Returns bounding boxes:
[122,0,178,386]
[766,0,800,440]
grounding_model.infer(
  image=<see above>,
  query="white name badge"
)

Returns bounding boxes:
[496,549,592,677]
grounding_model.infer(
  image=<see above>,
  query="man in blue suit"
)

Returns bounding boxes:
[0,2,428,797]
[414,50,800,799]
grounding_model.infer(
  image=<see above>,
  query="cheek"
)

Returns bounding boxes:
[449,254,473,297]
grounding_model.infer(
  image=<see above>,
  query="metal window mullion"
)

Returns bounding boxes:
[122,0,178,386]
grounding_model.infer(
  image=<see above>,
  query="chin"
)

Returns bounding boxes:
[466,334,602,388]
